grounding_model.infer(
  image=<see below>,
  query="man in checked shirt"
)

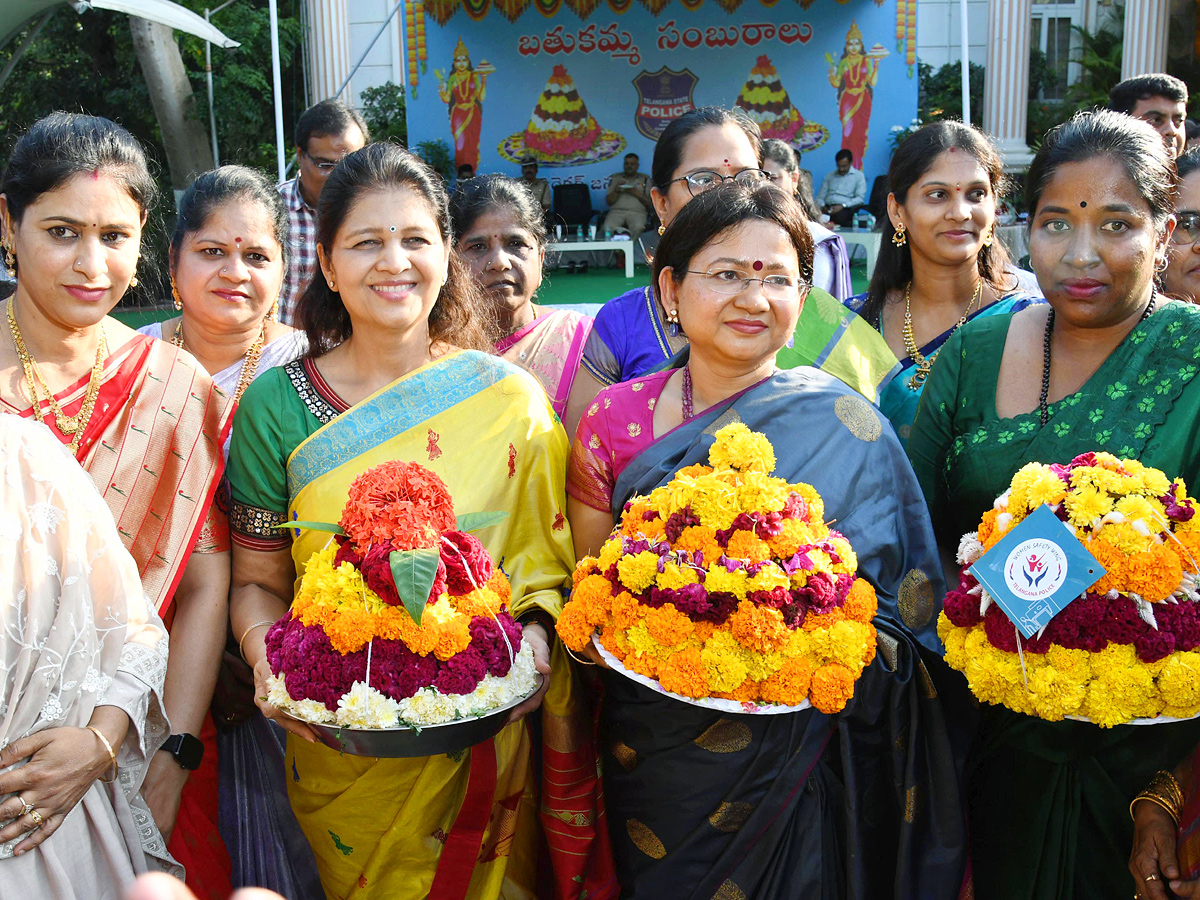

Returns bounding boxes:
[277,100,369,324]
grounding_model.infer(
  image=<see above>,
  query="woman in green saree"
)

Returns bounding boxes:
[224,144,577,899]
[907,110,1200,900]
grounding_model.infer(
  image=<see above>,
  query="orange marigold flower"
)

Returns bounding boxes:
[1168,532,1200,576]
[1126,547,1184,602]
[598,626,627,660]
[730,676,761,702]
[639,517,668,541]
[842,579,878,623]
[760,657,813,705]
[810,662,857,713]
[977,509,1000,545]
[397,615,438,656]
[725,530,773,563]
[693,621,717,643]
[433,613,472,661]
[326,608,375,655]
[453,587,503,620]
[656,647,710,698]
[677,463,713,479]
[556,603,595,650]
[729,601,789,653]
[374,606,408,641]
[487,569,512,606]
[802,607,845,631]
[643,604,695,647]
[572,558,599,588]
[573,574,615,627]
[339,460,456,551]
[1084,537,1127,595]
[624,650,659,680]
[609,590,643,631]
[675,525,723,564]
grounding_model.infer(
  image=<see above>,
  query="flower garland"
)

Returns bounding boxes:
[939,452,1200,727]
[557,423,878,713]
[264,461,530,729]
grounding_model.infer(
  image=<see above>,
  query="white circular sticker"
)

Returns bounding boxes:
[1004,538,1069,602]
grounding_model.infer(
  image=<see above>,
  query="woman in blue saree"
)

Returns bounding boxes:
[567,182,966,898]
[844,121,1041,444]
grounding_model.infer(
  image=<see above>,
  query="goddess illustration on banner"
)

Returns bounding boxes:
[435,38,495,169]
[826,22,888,167]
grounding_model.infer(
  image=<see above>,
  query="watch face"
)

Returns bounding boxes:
[173,733,205,770]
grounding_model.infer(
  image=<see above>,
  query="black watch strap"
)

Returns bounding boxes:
[162,733,205,771]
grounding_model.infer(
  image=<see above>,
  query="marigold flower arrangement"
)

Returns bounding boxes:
[264,460,537,729]
[557,423,878,714]
[939,452,1200,728]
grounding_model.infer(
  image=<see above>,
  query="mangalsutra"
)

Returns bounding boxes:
[682,365,694,420]
[903,280,983,389]
[6,296,107,455]
[172,319,266,404]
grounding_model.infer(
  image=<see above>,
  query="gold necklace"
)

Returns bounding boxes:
[902,280,983,389]
[6,297,107,455]
[172,318,266,404]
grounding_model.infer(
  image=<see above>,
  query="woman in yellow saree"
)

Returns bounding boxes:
[226,143,575,899]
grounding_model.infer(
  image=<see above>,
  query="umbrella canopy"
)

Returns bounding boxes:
[1,0,239,50]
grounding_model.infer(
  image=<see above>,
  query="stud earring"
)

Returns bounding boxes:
[171,281,183,311]
[891,223,907,247]
[982,227,994,249]
[3,243,15,277]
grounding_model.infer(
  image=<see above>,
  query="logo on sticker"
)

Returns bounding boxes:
[1004,538,1068,602]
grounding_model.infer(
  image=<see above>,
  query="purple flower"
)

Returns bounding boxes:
[1163,492,1196,523]
[434,646,488,695]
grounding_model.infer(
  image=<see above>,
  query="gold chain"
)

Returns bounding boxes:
[6,297,107,455]
[172,318,266,404]
[903,280,983,390]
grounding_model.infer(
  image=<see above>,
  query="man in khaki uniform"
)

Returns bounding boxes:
[602,153,652,241]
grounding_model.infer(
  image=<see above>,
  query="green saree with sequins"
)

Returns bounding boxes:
[907,300,1200,900]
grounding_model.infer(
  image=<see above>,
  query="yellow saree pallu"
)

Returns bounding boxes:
[282,351,574,900]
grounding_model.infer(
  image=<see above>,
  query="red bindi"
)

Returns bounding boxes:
[752,260,763,271]
[235,237,242,243]
[90,168,100,180]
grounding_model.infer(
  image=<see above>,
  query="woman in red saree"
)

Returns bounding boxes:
[0,114,234,899]
[827,22,879,168]
[437,39,493,171]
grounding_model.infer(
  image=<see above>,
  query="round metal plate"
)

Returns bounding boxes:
[286,674,542,758]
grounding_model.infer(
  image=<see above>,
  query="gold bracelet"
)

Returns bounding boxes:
[238,620,275,661]
[1132,793,1181,827]
[86,725,118,783]
[1147,770,1185,810]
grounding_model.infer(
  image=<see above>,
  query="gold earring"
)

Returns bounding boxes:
[667,308,679,324]
[171,281,183,311]
[982,227,994,248]
[267,298,279,321]
[658,224,666,236]
[891,223,907,247]
[4,243,15,277]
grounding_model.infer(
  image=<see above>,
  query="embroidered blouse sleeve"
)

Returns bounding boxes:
[567,392,617,513]
[226,370,292,550]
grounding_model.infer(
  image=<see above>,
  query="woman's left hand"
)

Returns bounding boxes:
[505,623,552,725]
[0,726,112,853]
[1130,799,1181,900]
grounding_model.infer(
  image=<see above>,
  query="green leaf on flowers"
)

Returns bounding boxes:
[389,548,441,626]
[273,520,345,535]
[455,510,508,532]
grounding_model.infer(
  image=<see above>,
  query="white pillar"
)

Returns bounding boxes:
[1121,0,1170,79]
[306,0,352,102]
[983,0,1036,170]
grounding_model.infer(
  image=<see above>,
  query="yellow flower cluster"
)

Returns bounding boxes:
[292,542,508,656]
[939,614,1200,727]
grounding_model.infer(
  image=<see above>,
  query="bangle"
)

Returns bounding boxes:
[238,620,275,661]
[1131,770,1185,827]
[1132,793,1181,828]
[87,725,118,783]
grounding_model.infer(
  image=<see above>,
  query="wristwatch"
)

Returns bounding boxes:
[161,733,205,771]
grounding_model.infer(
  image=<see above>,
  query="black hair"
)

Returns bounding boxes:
[457,163,475,176]
[1187,120,1200,143]
[835,149,854,164]
[296,142,493,355]
[449,174,547,249]
[651,106,762,192]
[170,165,289,273]
[295,99,370,154]
[761,139,798,175]
[862,120,1011,324]
[1178,147,1200,182]
[625,152,639,159]
[653,182,814,305]
[1028,110,1175,230]
[1109,74,1189,114]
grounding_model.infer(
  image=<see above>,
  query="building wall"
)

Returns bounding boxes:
[916,0,989,72]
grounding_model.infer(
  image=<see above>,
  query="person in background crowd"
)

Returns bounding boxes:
[227,143,573,899]
[0,415,170,897]
[846,120,1039,445]
[567,181,965,899]
[907,110,1200,900]
[276,99,369,324]
[762,138,853,299]
[602,153,652,242]
[137,166,317,896]
[1162,149,1200,304]
[457,162,475,182]
[0,112,235,899]
[1109,73,1189,159]
[451,174,592,423]
[1186,119,1200,153]
[520,157,552,215]
[816,148,867,226]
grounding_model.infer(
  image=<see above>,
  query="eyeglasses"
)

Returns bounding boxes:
[304,152,342,173]
[684,268,806,299]
[1171,212,1200,245]
[667,169,771,196]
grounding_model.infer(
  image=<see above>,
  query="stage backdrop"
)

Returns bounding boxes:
[403,0,918,206]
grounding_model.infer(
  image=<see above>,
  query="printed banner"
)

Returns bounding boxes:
[404,0,918,206]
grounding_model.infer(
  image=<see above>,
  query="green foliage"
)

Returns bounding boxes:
[390,548,442,626]
[415,139,454,182]
[361,81,407,146]
[918,60,984,128]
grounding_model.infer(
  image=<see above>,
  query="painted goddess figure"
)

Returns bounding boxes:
[436,38,495,171]
[826,21,882,168]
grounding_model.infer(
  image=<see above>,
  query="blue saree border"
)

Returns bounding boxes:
[286,351,513,497]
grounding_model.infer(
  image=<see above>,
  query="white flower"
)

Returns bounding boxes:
[40,694,63,723]
[956,531,984,567]
[336,682,401,729]
[28,502,65,535]
[80,667,112,695]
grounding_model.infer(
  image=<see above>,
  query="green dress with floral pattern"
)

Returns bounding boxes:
[907,300,1200,900]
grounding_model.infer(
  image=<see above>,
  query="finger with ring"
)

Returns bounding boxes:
[1145,874,1160,882]
[27,808,44,828]
[17,796,33,817]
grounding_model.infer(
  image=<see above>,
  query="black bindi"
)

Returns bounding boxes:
[1080,201,1087,208]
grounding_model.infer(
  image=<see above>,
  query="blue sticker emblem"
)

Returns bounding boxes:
[969,505,1107,639]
